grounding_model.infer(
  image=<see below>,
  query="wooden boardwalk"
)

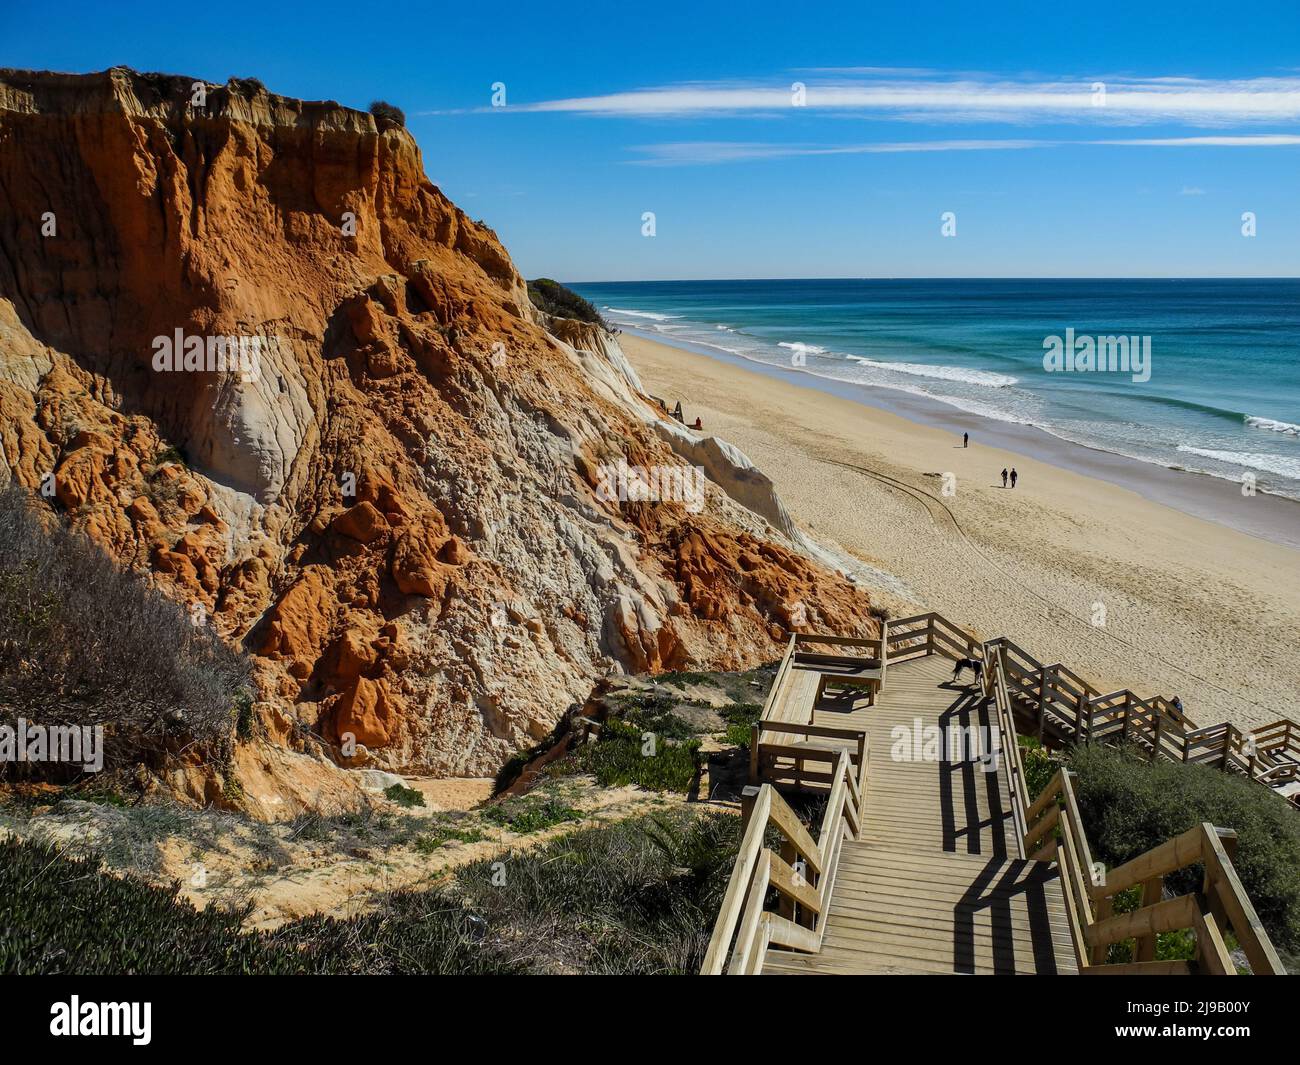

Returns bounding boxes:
[813,653,1014,857]
[764,655,1075,974]
[703,614,1287,976]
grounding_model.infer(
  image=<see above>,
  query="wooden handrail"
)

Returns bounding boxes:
[758,634,798,723]
[985,634,1046,674]
[985,643,1030,854]
[794,632,884,651]
[972,616,1300,807]
[701,748,867,975]
[753,720,868,782]
[1256,763,1300,786]
[1021,770,1285,974]
[879,618,889,688]
[885,613,933,663]
[888,610,934,631]
[889,612,979,664]
[752,617,884,790]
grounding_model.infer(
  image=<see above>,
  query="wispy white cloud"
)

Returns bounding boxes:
[792,66,942,77]
[1091,134,1300,146]
[1180,186,1207,195]
[630,133,1300,166]
[477,74,1300,125]
[629,139,1051,165]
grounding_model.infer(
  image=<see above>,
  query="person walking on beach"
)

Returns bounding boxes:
[1001,468,1008,488]
[1010,468,1018,488]
[963,432,969,448]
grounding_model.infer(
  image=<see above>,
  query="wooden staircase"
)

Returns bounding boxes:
[761,654,1074,974]
[702,614,1288,976]
[764,845,1075,975]
[846,655,1014,857]
[976,631,1300,805]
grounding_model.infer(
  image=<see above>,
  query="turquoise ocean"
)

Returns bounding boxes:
[570,279,1300,501]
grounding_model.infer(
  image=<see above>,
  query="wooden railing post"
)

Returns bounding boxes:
[1036,667,1047,742]
[739,784,761,829]
[779,838,797,922]
[1203,827,1227,931]
[1200,825,1285,975]
[1135,875,1164,962]
[1090,894,1113,965]
[1151,711,1162,764]
[879,618,889,689]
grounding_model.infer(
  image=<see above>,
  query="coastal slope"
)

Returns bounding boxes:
[0,68,874,810]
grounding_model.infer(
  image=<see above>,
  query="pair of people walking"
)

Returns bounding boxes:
[958,430,1018,488]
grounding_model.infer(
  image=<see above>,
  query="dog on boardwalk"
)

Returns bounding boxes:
[951,657,984,686]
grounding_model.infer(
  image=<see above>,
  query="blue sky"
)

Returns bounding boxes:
[3,0,1298,280]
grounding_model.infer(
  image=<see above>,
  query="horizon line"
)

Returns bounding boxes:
[562,274,1300,285]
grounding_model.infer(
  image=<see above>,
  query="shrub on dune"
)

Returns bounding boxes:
[0,483,252,778]
[1069,742,1300,954]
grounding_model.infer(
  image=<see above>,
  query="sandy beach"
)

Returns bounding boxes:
[622,332,1300,734]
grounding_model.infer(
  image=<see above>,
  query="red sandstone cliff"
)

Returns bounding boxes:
[0,68,876,813]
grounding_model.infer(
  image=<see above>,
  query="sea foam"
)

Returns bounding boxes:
[847,356,1018,389]
[605,307,682,321]
[1177,446,1300,480]
[1245,415,1300,436]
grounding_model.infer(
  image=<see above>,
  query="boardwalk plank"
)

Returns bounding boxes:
[764,654,1077,975]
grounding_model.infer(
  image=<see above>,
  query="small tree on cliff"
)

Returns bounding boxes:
[526,279,608,329]
[369,100,406,131]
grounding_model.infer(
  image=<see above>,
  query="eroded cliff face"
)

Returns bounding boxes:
[0,68,876,809]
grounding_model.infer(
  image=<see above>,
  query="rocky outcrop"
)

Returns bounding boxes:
[654,421,803,543]
[0,67,877,805]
